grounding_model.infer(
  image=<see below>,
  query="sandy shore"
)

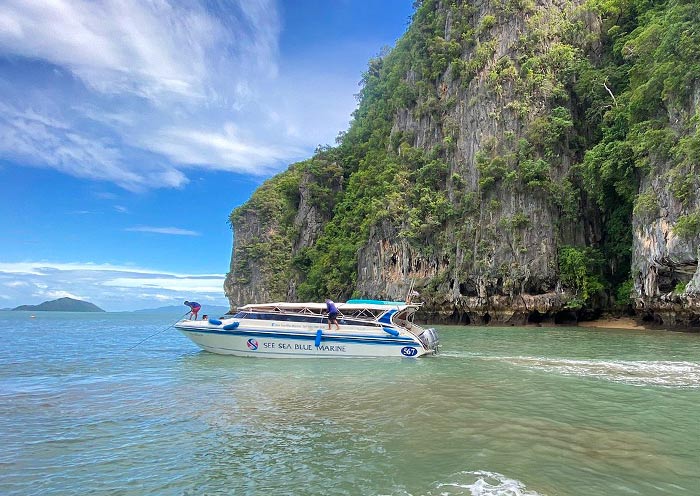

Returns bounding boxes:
[578,317,647,330]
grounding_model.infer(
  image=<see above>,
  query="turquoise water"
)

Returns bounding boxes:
[1,312,699,495]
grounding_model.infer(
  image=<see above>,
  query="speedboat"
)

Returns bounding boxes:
[174,299,439,358]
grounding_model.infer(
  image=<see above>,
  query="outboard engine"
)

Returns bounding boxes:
[418,327,440,353]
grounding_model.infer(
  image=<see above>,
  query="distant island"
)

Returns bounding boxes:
[13,297,105,312]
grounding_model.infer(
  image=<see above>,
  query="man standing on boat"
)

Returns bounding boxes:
[184,300,201,320]
[325,299,340,331]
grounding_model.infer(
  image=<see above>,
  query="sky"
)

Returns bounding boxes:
[0,0,414,311]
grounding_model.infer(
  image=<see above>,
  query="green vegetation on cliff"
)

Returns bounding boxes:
[577,0,700,295]
[226,0,699,320]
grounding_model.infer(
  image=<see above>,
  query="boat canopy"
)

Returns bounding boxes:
[238,301,421,321]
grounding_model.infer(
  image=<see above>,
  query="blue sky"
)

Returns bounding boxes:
[0,0,413,311]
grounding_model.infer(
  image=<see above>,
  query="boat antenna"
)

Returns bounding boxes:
[126,312,188,350]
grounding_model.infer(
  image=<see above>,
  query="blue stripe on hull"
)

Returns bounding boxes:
[177,327,420,347]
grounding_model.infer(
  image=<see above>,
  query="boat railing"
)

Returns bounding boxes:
[243,305,388,322]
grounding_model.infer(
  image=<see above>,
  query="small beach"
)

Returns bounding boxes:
[578,317,648,330]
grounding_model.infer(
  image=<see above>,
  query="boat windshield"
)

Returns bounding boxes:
[392,307,422,332]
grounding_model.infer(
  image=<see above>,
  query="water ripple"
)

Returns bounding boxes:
[484,356,700,388]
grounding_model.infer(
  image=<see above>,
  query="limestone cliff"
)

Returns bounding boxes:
[355,0,596,325]
[224,154,342,305]
[633,84,700,327]
[225,0,699,329]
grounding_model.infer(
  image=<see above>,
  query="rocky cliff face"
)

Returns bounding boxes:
[225,0,699,329]
[224,156,342,307]
[354,0,597,324]
[633,84,700,327]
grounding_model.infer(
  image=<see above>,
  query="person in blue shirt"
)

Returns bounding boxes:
[184,300,201,320]
[325,299,340,330]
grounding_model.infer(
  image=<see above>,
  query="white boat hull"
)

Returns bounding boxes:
[175,321,433,358]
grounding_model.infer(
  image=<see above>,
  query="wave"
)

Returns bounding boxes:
[483,356,700,388]
[428,470,544,496]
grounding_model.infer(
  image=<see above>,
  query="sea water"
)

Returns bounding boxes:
[1,312,699,495]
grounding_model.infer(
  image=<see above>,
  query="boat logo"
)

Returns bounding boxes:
[246,339,259,351]
[401,347,417,357]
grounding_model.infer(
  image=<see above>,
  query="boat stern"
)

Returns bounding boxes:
[418,327,440,354]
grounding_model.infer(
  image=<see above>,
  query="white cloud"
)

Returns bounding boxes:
[74,105,137,127]
[0,101,181,191]
[0,1,375,191]
[0,0,256,100]
[125,226,200,236]
[42,290,83,300]
[141,123,304,175]
[102,277,223,293]
[0,261,228,311]
[4,280,29,287]
[147,293,176,302]
[0,261,221,277]
[0,0,311,189]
